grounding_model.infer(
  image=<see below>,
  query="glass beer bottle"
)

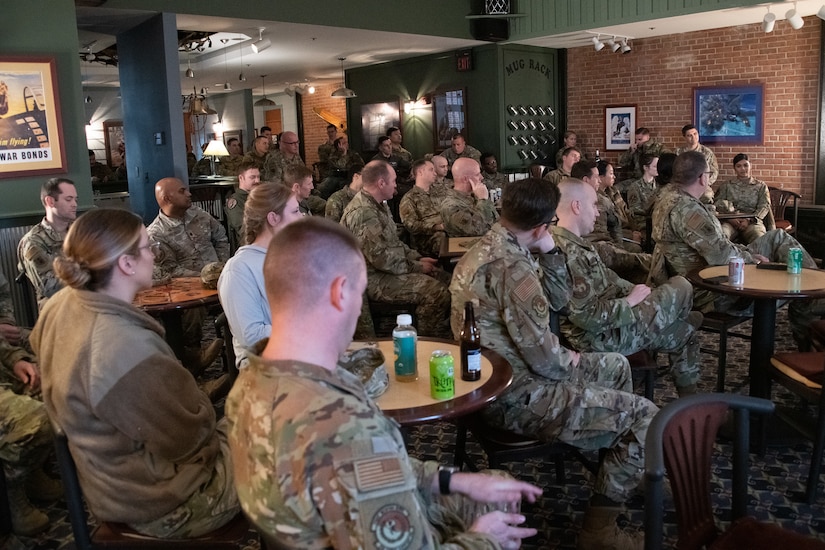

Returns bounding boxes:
[460,301,481,381]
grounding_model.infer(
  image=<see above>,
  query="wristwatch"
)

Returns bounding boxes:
[438,466,459,495]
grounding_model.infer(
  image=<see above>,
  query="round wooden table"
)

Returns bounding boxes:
[353,338,513,427]
[689,265,825,398]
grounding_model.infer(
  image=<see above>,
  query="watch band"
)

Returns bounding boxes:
[438,467,455,495]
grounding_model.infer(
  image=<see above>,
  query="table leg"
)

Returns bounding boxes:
[159,310,186,361]
[749,298,777,399]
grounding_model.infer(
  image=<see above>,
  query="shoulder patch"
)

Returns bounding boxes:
[513,274,540,304]
[571,275,591,300]
[685,210,710,233]
[226,198,238,210]
[353,456,405,492]
[370,504,414,550]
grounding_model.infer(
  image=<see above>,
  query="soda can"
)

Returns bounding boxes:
[728,257,744,286]
[787,247,803,274]
[429,350,455,400]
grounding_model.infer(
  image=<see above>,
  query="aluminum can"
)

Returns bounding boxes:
[728,257,744,286]
[429,350,455,400]
[787,247,803,274]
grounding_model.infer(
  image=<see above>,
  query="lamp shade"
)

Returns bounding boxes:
[331,86,357,98]
[203,140,229,157]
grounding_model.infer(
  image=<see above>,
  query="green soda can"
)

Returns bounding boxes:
[429,350,455,400]
[787,247,803,274]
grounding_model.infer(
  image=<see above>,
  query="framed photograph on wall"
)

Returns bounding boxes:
[432,87,467,152]
[693,84,764,144]
[103,120,124,168]
[360,100,400,150]
[223,129,244,154]
[604,105,636,150]
[0,56,67,179]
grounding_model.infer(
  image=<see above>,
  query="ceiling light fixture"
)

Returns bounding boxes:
[307,85,315,94]
[254,75,276,106]
[786,2,804,30]
[185,51,195,78]
[238,46,246,82]
[621,39,631,54]
[592,35,605,52]
[251,27,271,54]
[818,4,825,20]
[221,39,232,91]
[331,57,356,98]
[762,7,776,33]
[610,36,621,52]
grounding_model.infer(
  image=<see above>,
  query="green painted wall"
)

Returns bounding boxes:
[0,0,92,220]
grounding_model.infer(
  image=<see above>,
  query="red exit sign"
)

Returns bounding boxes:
[456,50,473,72]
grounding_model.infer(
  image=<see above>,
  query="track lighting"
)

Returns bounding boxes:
[818,4,825,20]
[251,27,271,54]
[621,39,631,54]
[610,37,621,52]
[588,32,631,53]
[763,8,776,33]
[786,3,804,30]
[592,35,604,52]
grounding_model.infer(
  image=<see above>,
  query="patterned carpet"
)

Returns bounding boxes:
[5,307,825,549]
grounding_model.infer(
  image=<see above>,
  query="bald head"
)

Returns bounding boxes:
[451,157,481,193]
[154,177,192,217]
[280,131,300,157]
[557,178,598,237]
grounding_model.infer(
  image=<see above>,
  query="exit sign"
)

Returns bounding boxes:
[456,50,473,72]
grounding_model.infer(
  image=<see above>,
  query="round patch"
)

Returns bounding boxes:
[532,295,548,318]
[226,198,238,209]
[370,504,414,550]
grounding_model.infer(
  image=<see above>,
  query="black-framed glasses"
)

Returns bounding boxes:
[281,140,299,145]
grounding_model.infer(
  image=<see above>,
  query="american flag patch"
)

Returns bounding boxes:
[353,456,406,492]
[513,275,539,304]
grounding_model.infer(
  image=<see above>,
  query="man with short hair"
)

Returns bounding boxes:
[219,137,244,176]
[441,157,499,237]
[18,178,77,309]
[652,151,825,350]
[440,133,481,168]
[676,124,718,197]
[552,178,702,396]
[263,131,305,184]
[480,152,509,191]
[618,127,667,180]
[284,164,324,216]
[387,126,412,163]
[543,146,581,186]
[341,160,452,338]
[242,135,270,172]
[372,135,409,179]
[259,126,276,151]
[430,153,453,195]
[399,159,446,257]
[88,149,114,184]
[225,160,261,246]
[450,177,657,550]
[226,217,542,549]
[325,166,363,223]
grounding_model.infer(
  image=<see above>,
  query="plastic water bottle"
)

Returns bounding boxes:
[393,314,418,382]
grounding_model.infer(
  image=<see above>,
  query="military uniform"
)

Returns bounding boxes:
[226,352,500,549]
[341,189,451,338]
[148,206,230,281]
[551,226,700,390]
[371,153,411,180]
[440,189,499,237]
[399,185,446,258]
[714,177,771,243]
[482,171,509,191]
[440,145,481,167]
[450,223,658,503]
[618,139,668,180]
[224,187,249,247]
[651,184,824,347]
[626,177,658,233]
[590,190,623,245]
[317,150,365,199]
[218,154,243,177]
[392,144,413,164]
[542,168,569,187]
[263,151,305,184]
[317,141,335,179]
[241,150,268,174]
[676,143,719,191]
[430,177,453,201]
[324,185,358,223]
[17,218,66,309]
[191,157,213,177]
[299,196,327,217]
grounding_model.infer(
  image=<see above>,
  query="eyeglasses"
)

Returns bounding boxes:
[281,140,299,145]
[139,241,161,256]
[547,216,559,226]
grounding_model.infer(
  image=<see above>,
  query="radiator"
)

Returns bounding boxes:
[0,223,38,326]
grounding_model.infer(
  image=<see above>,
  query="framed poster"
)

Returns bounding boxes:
[103,120,124,168]
[223,129,244,154]
[0,56,67,178]
[605,105,636,150]
[360,100,400,150]
[432,87,467,152]
[693,84,764,144]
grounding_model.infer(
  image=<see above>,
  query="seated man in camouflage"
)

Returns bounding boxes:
[450,177,658,550]
[399,159,446,257]
[324,165,363,223]
[226,217,542,549]
[224,160,261,247]
[552,179,702,396]
[440,157,499,237]
[651,151,825,350]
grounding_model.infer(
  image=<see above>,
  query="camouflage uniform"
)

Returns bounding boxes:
[399,185,446,257]
[440,145,481,168]
[148,206,230,281]
[626,177,658,233]
[17,217,66,309]
[317,150,365,199]
[651,184,825,347]
[551,226,700,389]
[392,144,413,164]
[440,189,499,237]
[226,352,500,549]
[241,150,267,173]
[191,157,213,177]
[482,171,509,191]
[431,177,454,200]
[677,143,718,202]
[714,177,771,243]
[590,190,623,245]
[0,271,19,327]
[618,139,668,180]
[299,196,327,217]
[263,151,305,184]
[450,223,658,503]
[341,190,451,338]
[317,141,335,178]
[224,187,249,247]
[324,186,358,223]
[218,155,243,177]
[542,168,569,187]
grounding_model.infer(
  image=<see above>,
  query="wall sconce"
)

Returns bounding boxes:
[404,97,431,114]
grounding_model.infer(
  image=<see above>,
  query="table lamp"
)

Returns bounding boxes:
[202,139,229,177]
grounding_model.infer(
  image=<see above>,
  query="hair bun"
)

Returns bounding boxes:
[53,255,91,289]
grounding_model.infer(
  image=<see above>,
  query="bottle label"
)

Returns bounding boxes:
[394,336,417,377]
[466,349,481,373]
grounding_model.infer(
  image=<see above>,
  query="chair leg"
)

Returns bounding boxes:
[717,329,728,393]
[454,423,467,468]
[806,391,825,503]
[644,369,654,401]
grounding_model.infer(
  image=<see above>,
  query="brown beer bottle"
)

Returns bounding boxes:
[460,301,481,381]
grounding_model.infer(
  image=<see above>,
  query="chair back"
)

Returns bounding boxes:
[768,187,800,233]
[53,427,94,550]
[644,394,774,550]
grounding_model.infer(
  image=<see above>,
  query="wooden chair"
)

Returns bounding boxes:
[213,312,238,382]
[644,394,825,550]
[768,351,825,503]
[768,187,801,234]
[53,427,250,549]
[698,311,752,392]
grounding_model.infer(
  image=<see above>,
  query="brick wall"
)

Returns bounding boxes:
[567,17,820,202]
[300,83,348,167]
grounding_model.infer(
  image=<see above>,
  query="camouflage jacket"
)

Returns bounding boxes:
[618,139,668,179]
[450,223,578,392]
[0,271,16,325]
[440,145,481,167]
[147,206,230,280]
[676,143,719,187]
[225,353,494,549]
[340,190,422,276]
[317,142,335,166]
[651,185,753,278]
[589,190,622,244]
[399,186,443,237]
[430,178,453,201]
[17,217,66,307]
[324,186,357,223]
[714,177,771,221]
[482,171,509,191]
[241,150,267,173]
[550,226,636,338]
[440,189,499,238]
[263,151,305,184]
[542,168,569,187]
[328,150,365,172]
[225,187,249,246]
[392,144,413,164]
[606,186,632,229]
[626,177,658,232]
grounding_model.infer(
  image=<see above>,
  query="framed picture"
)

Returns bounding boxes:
[604,105,636,150]
[0,56,67,179]
[223,129,243,154]
[432,87,467,152]
[693,84,764,144]
[103,120,124,168]
[360,100,400,150]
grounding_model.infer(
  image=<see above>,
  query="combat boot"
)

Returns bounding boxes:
[577,504,643,550]
[7,482,49,537]
[26,469,63,503]
[182,338,224,377]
